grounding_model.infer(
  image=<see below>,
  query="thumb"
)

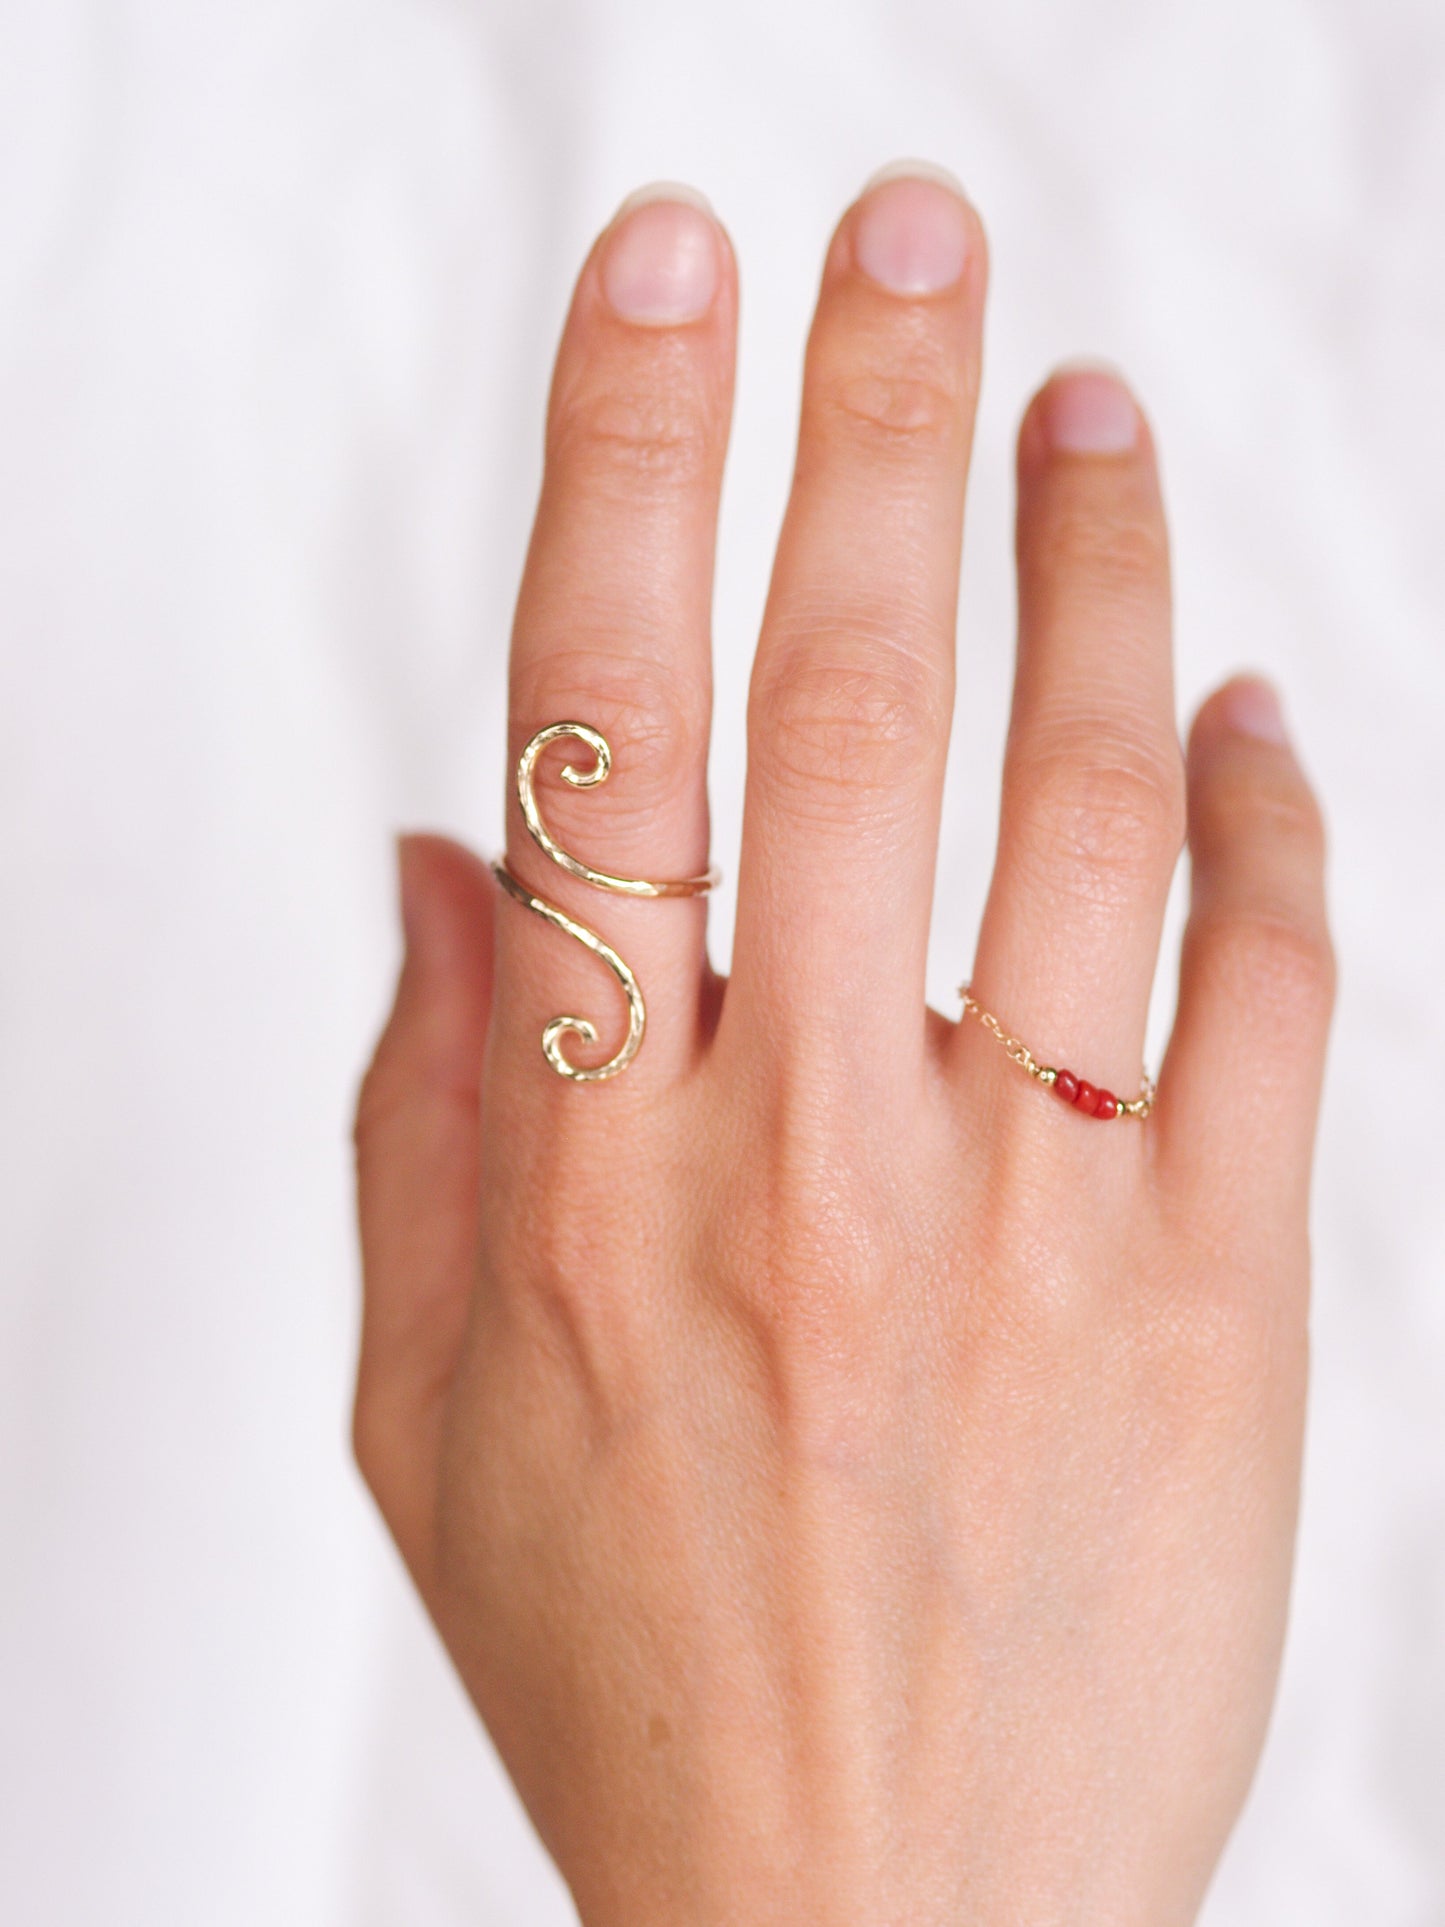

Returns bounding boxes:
[352,832,496,1585]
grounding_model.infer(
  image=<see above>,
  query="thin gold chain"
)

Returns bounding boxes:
[957,985,1156,1120]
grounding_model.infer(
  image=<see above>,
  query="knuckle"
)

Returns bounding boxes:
[547,367,716,491]
[352,1030,475,1153]
[520,1214,612,1355]
[1039,504,1170,604]
[719,1172,896,1429]
[1204,770,1327,870]
[513,651,707,824]
[1194,903,1336,1020]
[813,361,963,453]
[510,1210,662,1432]
[714,1078,908,1335]
[714,1102,866,1315]
[1142,1276,1295,1425]
[1011,735,1186,895]
[750,622,949,816]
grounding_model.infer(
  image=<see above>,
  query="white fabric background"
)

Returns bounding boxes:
[2,2,1442,1920]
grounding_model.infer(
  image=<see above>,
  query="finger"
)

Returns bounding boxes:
[960,365,1184,1108]
[724,165,987,1083]
[494,184,735,1092]
[353,834,494,1584]
[1157,677,1334,1211]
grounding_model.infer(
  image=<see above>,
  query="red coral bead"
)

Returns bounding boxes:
[1094,1091,1118,1120]
[1074,1080,1099,1115]
[1053,1069,1079,1104]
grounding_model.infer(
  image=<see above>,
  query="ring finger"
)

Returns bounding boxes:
[957,365,1184,1111]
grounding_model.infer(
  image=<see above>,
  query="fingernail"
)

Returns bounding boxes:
[1042,362,1140,454]
[600,184,721,325]
[1220,675,1289,745]
[862,157,968,196]
[853,165,973,295]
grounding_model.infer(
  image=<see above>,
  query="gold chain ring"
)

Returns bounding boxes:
[957,985,1156,1120]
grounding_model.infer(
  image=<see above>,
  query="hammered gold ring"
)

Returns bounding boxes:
[492,722,719,1082]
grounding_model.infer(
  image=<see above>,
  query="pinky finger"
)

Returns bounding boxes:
[1157,677,1335,1211]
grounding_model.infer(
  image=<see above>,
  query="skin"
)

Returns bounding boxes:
[352,171,1334,1926]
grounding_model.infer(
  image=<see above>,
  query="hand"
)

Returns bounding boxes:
[352,170,1334,1926]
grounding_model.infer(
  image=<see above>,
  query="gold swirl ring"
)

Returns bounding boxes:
[492,721,719,1082]
[514,722,720,896]
[490,862,645,1081]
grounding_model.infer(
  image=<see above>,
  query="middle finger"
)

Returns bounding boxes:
[722,165,987,1086]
